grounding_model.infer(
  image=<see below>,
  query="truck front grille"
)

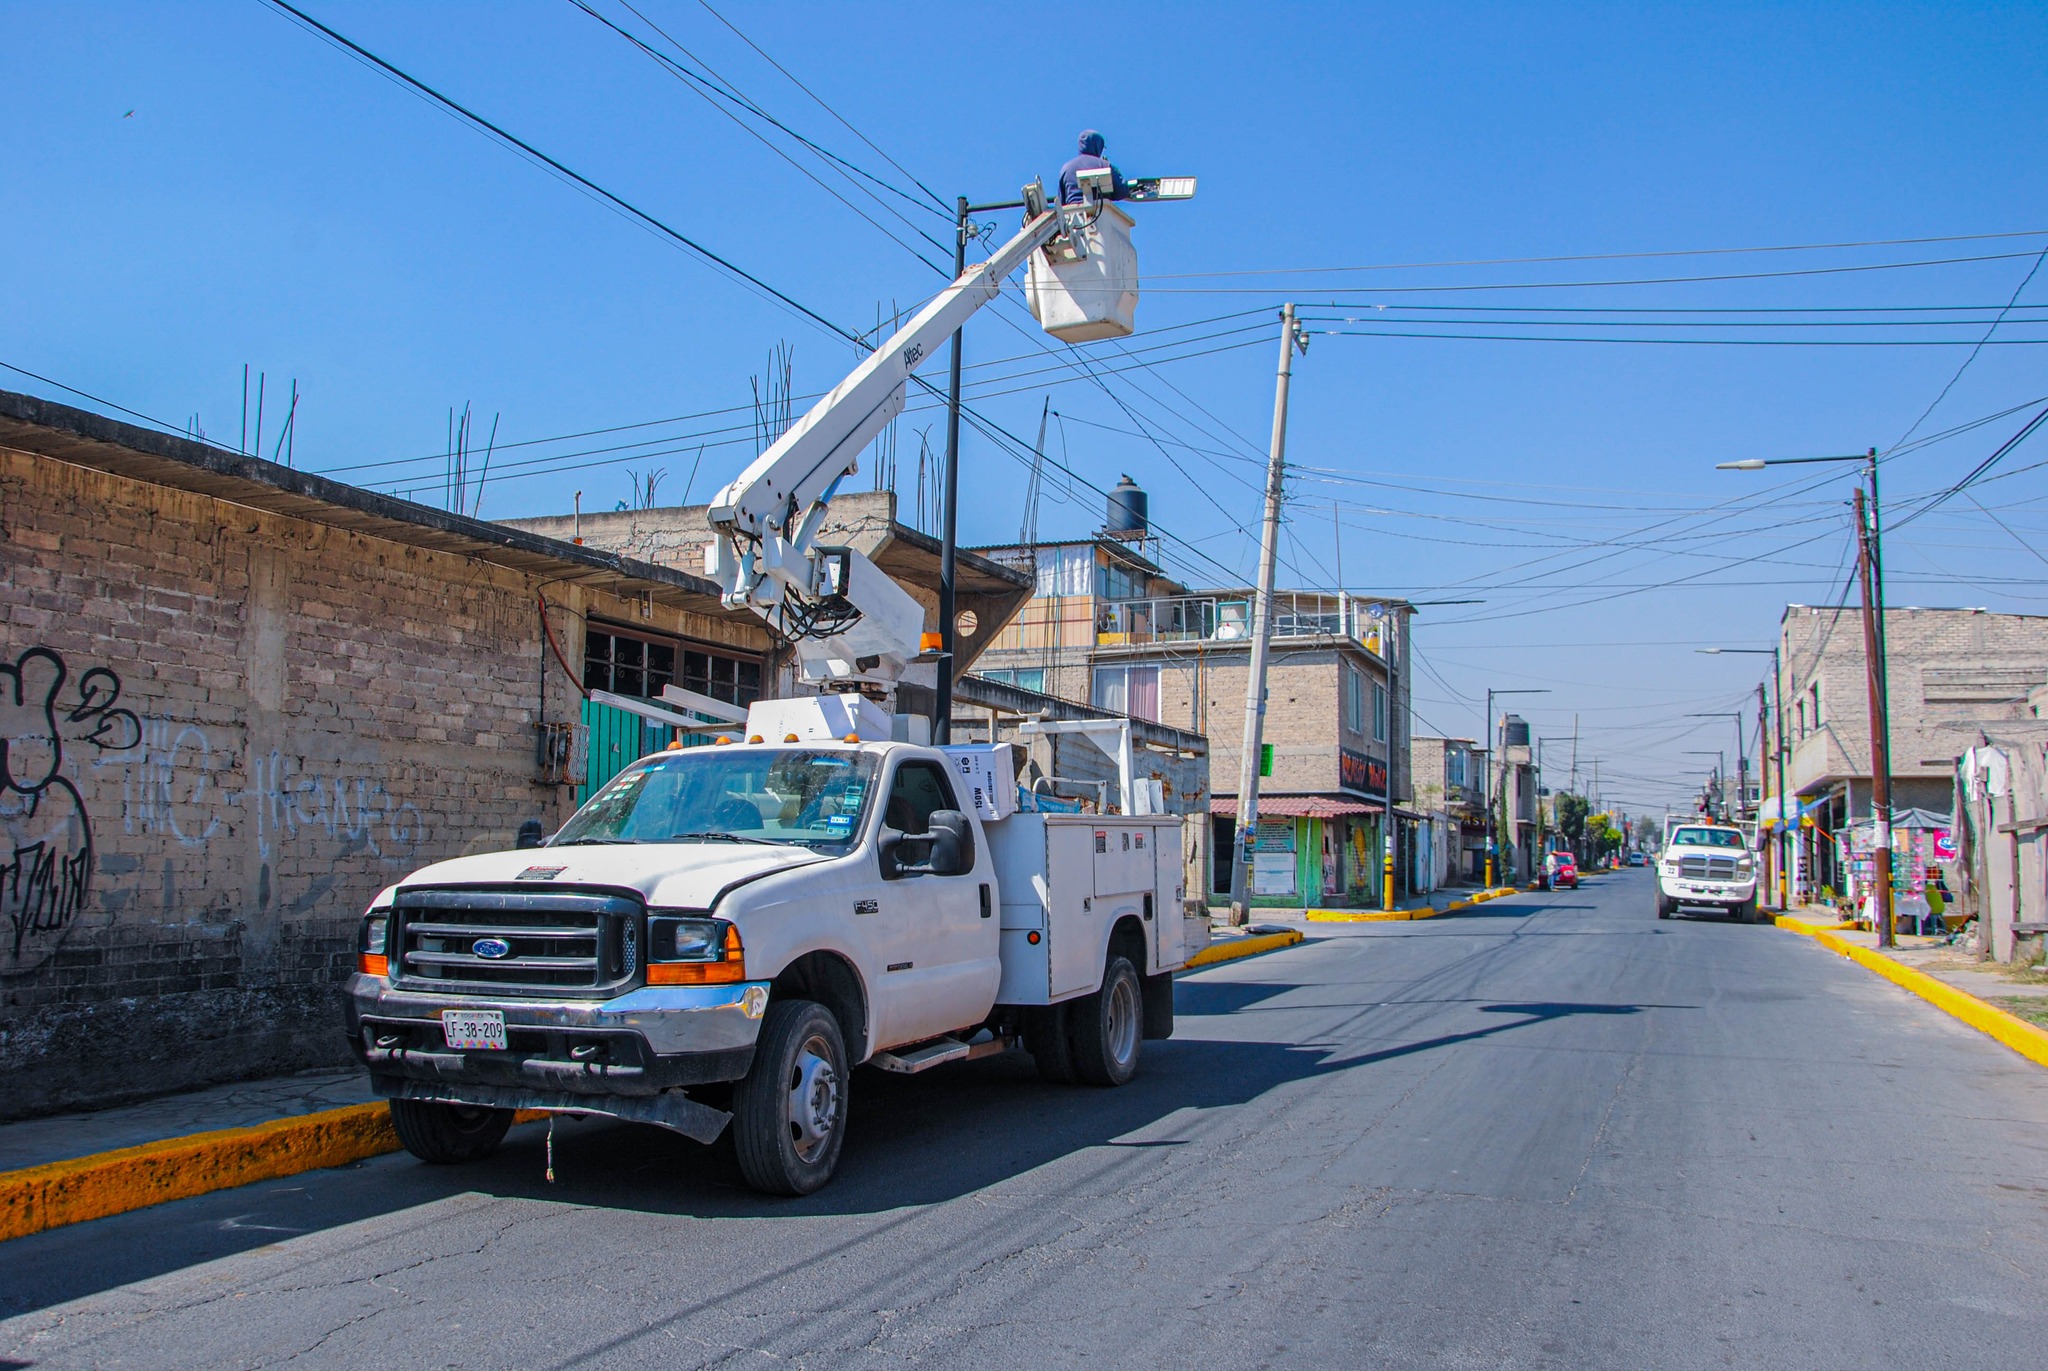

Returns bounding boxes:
[391,887,642,997]
[1678,855,1740,881]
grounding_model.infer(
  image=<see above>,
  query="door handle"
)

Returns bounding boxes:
[979,883,992,918]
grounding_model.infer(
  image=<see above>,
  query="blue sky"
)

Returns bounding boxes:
[7,2,2046,813]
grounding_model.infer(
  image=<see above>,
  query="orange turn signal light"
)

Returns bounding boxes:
[1026,931,1041,945]
[358,953,389,978]
[920,632,943,652]
[647,961,746,986]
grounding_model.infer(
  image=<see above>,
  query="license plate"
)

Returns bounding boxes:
[442,1010,506,1051]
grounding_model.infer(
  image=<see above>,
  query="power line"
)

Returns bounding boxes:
[690,0,950,214]
[1888,242,2048,448]
[1136,249,2048,295]
[1139,228,2048,280]
[265,0,856,344]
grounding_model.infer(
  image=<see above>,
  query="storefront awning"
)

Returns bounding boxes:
[1211,796,1382,819]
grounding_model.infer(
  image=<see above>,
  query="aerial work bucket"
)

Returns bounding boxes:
[1026,202,1138,343]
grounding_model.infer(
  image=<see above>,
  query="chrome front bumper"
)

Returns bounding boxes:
[1659,878,1757,903]
[346,975,769,1054]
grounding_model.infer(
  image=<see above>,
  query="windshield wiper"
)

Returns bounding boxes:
[664,831,783,846]
[553,837,639,846]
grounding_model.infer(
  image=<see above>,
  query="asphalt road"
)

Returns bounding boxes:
[7,871,2048,1369]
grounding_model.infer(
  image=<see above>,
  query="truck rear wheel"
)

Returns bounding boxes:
[388,1099,513,1164]
[1071,956,1143,1087]
[732,998,847,1196]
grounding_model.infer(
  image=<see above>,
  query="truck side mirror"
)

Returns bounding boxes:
[926,810,974,876]
[516,818,546,850]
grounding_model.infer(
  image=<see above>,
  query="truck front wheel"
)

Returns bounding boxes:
[1656,894,1674,920]
[389,1099,513,1164]
[732,998,848,1196]
[1071,956,1143,1087]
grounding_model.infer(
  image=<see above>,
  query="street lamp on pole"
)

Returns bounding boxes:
[1719,448,1894,943]
[1483,687,1549,888]
[1687,711,1749,820]
[1683,750,1725,819]
[1700,647,1789,909]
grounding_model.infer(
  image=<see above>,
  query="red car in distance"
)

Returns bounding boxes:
[1544,851,1579,889]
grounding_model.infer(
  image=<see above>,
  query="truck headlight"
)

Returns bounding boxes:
[1736,858,1754,877]
[1662,862,1680,877]
[646,915,747,986]
[357,909,390,978]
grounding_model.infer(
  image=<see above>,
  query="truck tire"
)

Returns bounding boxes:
[388,1099,513,1164]
[1655,895,1673,920]
[1735,896,1760,924]
[1070,955,1143,1087]
[1026,1002,1078,1084]
[732,998,847,1196]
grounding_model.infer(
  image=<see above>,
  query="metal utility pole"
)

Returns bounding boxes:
[1718,447,1894,927]
[935,191,1029,745]
[934,196,971,746]
[1855,485,1897,946]
[1228,304,1307,926]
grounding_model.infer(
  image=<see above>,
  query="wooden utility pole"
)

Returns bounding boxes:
[1855,487,1896,945]
[1228,304,1305,926]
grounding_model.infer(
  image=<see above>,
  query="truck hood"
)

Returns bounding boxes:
[392,842,830,909]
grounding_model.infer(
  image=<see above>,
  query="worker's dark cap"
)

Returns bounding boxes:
[1078,130,1105,155]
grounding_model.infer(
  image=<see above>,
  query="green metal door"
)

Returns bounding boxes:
[579,698,662,805]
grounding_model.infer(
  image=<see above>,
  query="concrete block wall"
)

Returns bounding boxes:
[0,447,757,1118]
[1782,605,2048,795]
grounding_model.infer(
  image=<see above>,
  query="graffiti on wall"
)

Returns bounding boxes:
[2,647,142,971]
[111,723,426,864]
[5,643,436,975]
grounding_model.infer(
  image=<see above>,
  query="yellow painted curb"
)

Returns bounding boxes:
[1184,929,1305,969]
[0,1104,552,1244]
[1305,905,1451,923]
[1778,921,2048,1071]
[0,1102,399,1244]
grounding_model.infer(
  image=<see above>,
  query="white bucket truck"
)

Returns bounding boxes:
[346,170,1204,1194]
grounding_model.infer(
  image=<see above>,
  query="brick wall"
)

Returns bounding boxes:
[0,446,761,1118]
[1781,604,2048,796]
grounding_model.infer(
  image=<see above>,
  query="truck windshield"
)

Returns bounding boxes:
[1670,827,1744,848]
[554,748,878,850]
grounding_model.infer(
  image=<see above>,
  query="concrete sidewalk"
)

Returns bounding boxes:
[0,1068,376,1176]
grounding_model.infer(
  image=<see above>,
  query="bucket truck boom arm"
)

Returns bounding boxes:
[706,180,1090,686]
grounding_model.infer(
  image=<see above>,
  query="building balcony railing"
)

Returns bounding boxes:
[1095,593,1390,654]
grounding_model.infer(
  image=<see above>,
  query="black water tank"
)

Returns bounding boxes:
[1107,474,1148,538]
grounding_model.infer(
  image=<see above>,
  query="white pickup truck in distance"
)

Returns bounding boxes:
[345,723,1198,1195]
[1655,823,1760,923]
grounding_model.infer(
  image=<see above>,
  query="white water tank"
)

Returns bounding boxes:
[1025,203,1138,342]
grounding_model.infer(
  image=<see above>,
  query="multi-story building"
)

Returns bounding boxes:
[1496,714,1539,883]
[975,526,1415,909]
[1779,604,2048,894]
[1413,736,1487,885]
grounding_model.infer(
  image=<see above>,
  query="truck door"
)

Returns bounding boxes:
[870,758,1001,1046]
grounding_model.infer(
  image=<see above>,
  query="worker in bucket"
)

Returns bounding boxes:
[1059,129,1128,204]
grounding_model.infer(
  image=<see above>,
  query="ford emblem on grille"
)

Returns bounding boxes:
[472,937,512,960]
